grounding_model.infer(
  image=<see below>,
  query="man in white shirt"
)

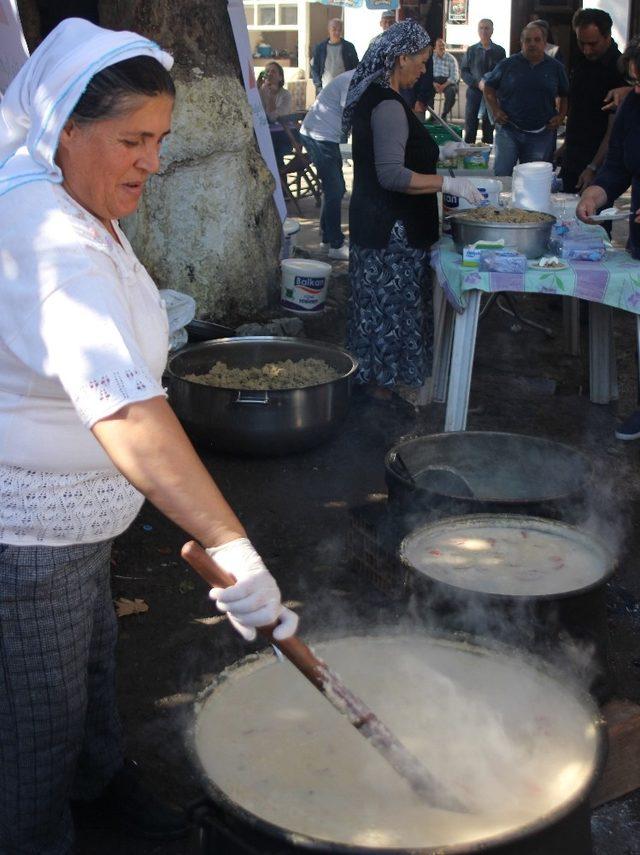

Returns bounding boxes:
[300,69,354,260]
[428,37,459,121]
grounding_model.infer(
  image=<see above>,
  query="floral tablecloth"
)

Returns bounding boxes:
[431,236,640,315]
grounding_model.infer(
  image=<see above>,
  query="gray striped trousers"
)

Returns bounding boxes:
[0,540,123,854]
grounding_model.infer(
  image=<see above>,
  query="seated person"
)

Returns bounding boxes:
[258,62,294,164]
[426,38,459,121]
[258,61,293,121]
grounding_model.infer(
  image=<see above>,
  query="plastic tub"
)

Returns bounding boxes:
[280,258,331,314]
[512,162,554,214]
[462,146,492,169]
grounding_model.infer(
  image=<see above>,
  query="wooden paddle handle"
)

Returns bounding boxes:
[180,540,326,691]
[181,541,469,813]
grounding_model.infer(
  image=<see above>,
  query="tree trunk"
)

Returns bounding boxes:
[96,0,282,320]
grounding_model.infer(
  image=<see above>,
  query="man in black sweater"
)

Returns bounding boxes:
[311,19,358,94]
[460,18,505,143]
[556,8,626,194]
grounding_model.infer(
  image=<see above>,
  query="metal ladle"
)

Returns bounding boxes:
[392,451,476,499]
[425,103,465,143]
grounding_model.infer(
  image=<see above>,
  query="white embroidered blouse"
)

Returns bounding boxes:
[0,181,169,546]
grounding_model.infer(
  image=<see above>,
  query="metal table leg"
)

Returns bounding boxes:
[636,315,640,404]
[589,302,617,403]
[416,283,455,406]
[563,297,580,356]
[444,290,482,431]
[431,284,455,404]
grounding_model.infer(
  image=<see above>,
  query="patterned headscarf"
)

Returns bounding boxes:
[342,20,430,135]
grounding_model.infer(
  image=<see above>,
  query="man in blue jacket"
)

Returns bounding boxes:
[460,19,505,144]
[311,19,359,93]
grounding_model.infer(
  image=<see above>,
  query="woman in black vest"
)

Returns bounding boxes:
[342,21,482,401]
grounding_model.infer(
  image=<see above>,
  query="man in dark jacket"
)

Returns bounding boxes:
[556,8,626,194]
[311,19,359,93]
[460,18,505,143]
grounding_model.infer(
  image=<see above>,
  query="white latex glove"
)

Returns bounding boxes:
[442,176,485,205]
[206,538,298,642]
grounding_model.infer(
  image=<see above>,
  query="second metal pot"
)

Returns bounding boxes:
[166,337,358,455]
[447,211,555,258]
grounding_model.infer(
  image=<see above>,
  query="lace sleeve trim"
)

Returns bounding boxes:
[74,367,167,428]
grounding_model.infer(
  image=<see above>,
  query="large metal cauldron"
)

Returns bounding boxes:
[167,337,357,455]
[446,209,555,259]
[385,431,592,522]
[400,515,616,702]
[188,633,606,855]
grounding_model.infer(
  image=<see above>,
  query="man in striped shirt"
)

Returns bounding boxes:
[428,37,459,120]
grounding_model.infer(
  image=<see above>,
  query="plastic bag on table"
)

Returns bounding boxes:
[159,289,197,334]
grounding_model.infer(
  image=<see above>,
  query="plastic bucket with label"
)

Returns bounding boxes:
[442,178,503,234]
[281,259,332,313]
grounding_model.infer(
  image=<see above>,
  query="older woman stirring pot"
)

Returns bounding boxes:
[0,19,297,854]
[343,22,482,401]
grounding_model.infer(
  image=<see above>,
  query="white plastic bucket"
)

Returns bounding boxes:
[442,178,503,233]
[281,217,301,260]
[281,259,332,313]
[512,162,554,214]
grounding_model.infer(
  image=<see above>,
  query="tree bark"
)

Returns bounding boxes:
[99,0,281,320]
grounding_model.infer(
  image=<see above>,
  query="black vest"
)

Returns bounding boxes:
[349,84,440,250]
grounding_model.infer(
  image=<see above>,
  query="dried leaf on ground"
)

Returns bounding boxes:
[114,597,149,617]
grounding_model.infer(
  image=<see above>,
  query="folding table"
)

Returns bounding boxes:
[424,236,640,431]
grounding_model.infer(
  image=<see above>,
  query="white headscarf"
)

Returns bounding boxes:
[0,18,173,198]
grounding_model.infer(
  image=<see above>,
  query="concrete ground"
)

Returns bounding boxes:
[74,170,640,854]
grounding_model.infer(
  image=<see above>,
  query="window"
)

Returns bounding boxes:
[257,5,276,25]
[279,5,297,25]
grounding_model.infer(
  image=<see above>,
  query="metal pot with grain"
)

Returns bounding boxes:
[166,337,358,455]
[446,207,556,259]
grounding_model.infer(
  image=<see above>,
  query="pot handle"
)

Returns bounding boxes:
[234,391,270,405]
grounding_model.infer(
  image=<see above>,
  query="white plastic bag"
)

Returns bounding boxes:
[159,289,197,333]
[159,289,196,351]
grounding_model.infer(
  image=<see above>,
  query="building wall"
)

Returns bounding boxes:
[589,0,631,48]
[444,0,511,53]
[343,6,384,60]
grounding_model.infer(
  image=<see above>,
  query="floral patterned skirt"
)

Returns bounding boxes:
[346,221,433,388]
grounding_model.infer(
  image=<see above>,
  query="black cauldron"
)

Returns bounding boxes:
[385,431,593,523]
[188,634,606,855]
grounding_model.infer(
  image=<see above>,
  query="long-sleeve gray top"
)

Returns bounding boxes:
[371,100,414,193]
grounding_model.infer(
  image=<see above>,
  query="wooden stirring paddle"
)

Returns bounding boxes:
[182,540,469,814]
